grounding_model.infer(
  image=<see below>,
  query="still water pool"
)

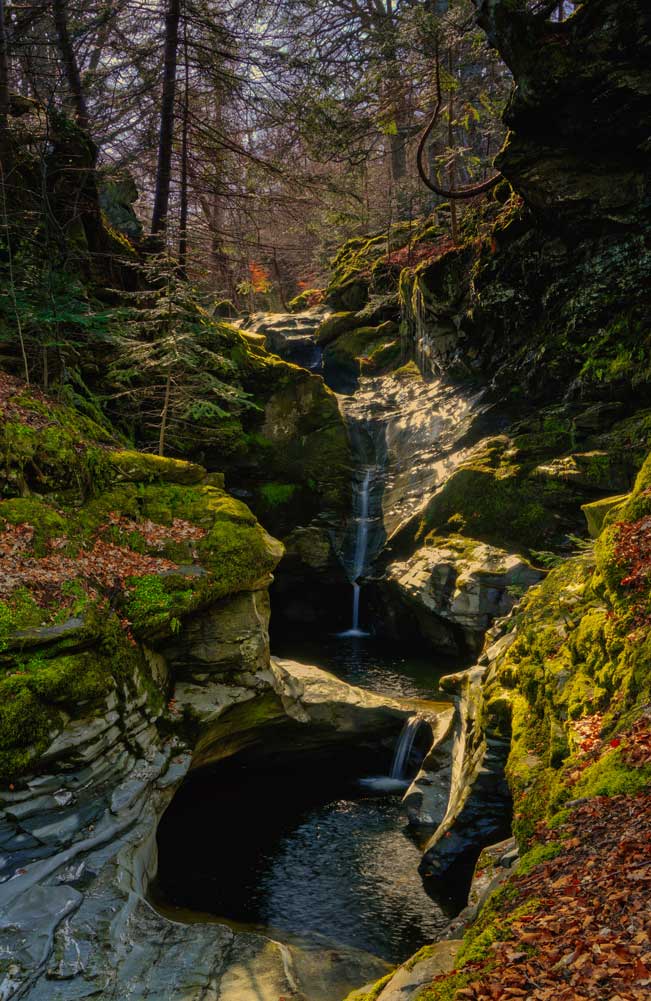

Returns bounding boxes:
[154,634,471,965]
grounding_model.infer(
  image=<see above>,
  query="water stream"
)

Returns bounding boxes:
[340,465,375,636]
[154,337,492,980]
[154,701,472,966]
[390,716,425,781]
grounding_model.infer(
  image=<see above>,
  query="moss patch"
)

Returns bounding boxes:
[416,436,579,553]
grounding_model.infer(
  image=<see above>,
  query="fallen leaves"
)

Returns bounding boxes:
[573,712,604,756]
[0,534,178,600]
[104,512,206,550]
[0,511,206,619]
[0,371,54,430]
[614,515,651,625]
[447,793,651,1001]
[623,716,651,768]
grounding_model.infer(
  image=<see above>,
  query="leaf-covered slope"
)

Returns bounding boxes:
[0,373,283,783]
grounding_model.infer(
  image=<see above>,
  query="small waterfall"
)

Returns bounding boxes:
[359,715,424,792]
[339,466,374,637]
[390,716,423,780]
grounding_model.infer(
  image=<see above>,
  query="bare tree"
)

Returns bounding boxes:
[151,0,182,235]
[52,0,91,133]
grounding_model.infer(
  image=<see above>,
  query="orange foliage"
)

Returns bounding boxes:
[249,260,272,293]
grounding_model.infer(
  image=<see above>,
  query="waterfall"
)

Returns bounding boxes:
[352,468,372,584]
[390,716,423,780]
[358,715,424,792]
[339,466,373,637]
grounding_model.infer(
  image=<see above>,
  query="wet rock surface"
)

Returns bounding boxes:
[239,308,328,370]
[409,620,516,875]
[0,583,438,1000]
[382,536,543,656]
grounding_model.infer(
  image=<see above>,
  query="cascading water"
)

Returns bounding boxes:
[359,714,425,793]
[390,716,424,780]
[339,465,375,637]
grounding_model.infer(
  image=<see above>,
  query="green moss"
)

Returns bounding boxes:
[0,382,118,501]
[451,886,540,970]
[288,288,323,312]
[0,636,144,781]
[111,451,206,485]
[200,513,279,594]
[243,376,351,516]
[342,973,395,1001]
[259,482,298,507]
[0,680,52,779]
[517,842,562,875]
[487,458,651,850]
[417,437,577,552]
[0,498,66,554]
[363,338,402,373]
[71,484,140,541]
[569,748,651,800]
[316,311,362,346]
[0,589,54,639]
[416,972,474,1001]
[323,321,398,383]
[126,575,180,637]
[325,222,418,311]
[582,494,629,538]
[393,360,422,380]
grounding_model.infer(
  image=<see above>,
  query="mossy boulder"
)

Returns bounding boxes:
[0,628,153,782]
[486,450,651,848]
[316,311,364,347]
[582,493,629,538]
[323,321,400,392]
[110,450,207,485]
[0,376,117,500]
[324,222,417,312]
[533,451,631,494]
[382,533,543,655]
[238,371,351,532]
[416,436,580,553]
[288,288,324,312]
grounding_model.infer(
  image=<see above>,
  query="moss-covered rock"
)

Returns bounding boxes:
[110,451,207,485]
[0,624,152,782]
[0,376,117,500]
[288,288,324,312]
[582,493,629,538]
[324,222,418,312]
[415,436,580,553]
[316,311,364,347]
[323,321,400,392]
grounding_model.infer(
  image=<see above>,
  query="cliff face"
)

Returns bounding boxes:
[402,0,651,398]
[346,4,651,998]
[481,0,651,223]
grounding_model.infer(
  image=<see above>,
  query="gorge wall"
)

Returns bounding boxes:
[1,2,650,1000]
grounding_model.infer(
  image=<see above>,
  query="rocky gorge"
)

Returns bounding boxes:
[1,1,651,999]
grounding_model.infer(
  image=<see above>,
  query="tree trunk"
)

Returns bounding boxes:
[0,0,9,143]
[52,0,90,133]
[158,371,172,456]
[151,0,181,236]
[377,4,411,213]
[178,7,189,272]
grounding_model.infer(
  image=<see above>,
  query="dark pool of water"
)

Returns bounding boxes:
[272,631,457,701]
[155,760,473,965]
[154,633,470,965]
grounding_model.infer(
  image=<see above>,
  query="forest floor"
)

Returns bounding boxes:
[439,790,651,1001]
